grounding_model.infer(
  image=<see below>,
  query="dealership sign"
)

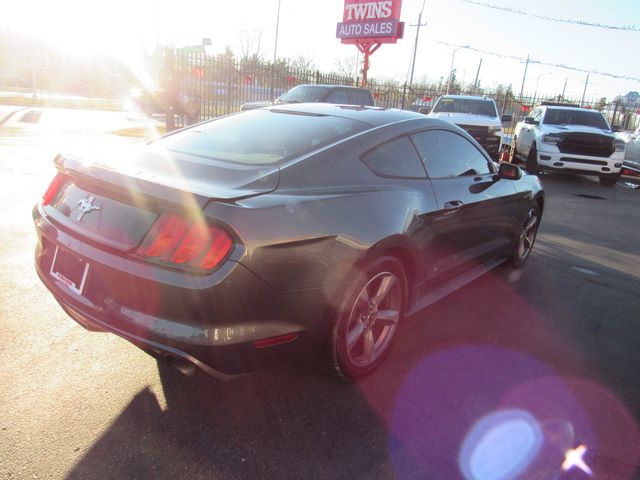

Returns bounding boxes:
[337,0,404,44]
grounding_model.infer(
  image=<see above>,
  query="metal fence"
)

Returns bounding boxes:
[165,49,638,132]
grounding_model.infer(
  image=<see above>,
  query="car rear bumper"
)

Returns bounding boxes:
[34,205,331,378]
[536,150,623,175]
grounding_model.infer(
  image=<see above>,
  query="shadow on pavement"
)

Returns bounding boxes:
[66,267,640,479]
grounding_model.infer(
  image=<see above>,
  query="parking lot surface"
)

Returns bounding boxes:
[1,114,639,479]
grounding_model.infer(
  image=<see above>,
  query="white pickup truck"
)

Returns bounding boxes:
[511,103,625,186]
[427,95,512,160]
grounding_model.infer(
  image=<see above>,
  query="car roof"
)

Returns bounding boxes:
[265,103,432,127]
[438,95,494,101]
[543,105,602,112]
[292,84,369,91]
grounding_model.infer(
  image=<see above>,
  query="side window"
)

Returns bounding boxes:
[325,89,349,104]
[411,130,491,179]
[530,107,543,121]
[349,90,372,106]
[362,136,427,179]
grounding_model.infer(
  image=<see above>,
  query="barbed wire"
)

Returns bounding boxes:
[428,39,640,82]
[458,0,640,32]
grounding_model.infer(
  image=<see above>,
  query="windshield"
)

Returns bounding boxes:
[543,108,610,129]
[433,98,497,117]
[279,85,330,103]
[152,110,366,165]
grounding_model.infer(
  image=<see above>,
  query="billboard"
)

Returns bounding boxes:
[336,0,404,44]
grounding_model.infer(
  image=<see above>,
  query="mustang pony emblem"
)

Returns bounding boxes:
[75,195,101,221]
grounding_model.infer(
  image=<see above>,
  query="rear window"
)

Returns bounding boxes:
[279,85,331,103]
[153,110,367,165]
[433,98,497,117]
[543,108,610,130]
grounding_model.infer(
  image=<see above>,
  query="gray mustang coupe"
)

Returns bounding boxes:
[34,104,543,380]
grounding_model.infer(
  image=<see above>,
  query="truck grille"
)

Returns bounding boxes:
[557,133,614,158]
[458,125,500,158]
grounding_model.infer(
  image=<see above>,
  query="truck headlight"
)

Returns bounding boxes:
[614,140,626,152]
[488,127,502,135]
[542,134,563,145]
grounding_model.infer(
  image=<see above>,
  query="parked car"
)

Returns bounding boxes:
[511,103,625,185]
[240,84,375,111]
[427,95,512,160]
[624,126,640,163]
[34,104,543,381]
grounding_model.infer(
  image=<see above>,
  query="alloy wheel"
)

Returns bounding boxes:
[518,209,538,260]
[344,271,402,368]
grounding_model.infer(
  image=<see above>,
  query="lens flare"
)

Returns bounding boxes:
[459,409,543,480]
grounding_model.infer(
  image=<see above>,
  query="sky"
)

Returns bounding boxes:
[2,0,640,100]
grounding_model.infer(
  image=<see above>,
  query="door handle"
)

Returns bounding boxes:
[442,200,464,215]
[444,200,464,209]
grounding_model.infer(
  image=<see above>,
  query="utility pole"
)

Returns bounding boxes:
[401,1,427,109]
[518,54,530,101]
[561,78,568,101]
[271,0,282,99]
[580,73,590,106]
[472,58,482,94]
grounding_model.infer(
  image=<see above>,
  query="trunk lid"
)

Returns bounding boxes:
[44,147,279,251]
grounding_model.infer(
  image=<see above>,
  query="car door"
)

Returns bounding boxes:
[411,129,519,285]
[518,107,543,156]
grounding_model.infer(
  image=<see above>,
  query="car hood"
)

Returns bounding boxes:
[428,112,501,127]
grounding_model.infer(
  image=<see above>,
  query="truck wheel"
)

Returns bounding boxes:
[526,144,539,174]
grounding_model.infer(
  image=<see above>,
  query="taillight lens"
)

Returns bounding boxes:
[42,173,66,206]
[137,213,233,272]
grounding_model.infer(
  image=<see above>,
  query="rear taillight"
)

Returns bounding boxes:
[137,213,233,271]
[42,173,66,206]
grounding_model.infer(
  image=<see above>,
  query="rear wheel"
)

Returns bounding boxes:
[508,205,540,267]
[330,256,406,380]
[599,174,619,186]
[526,144,539,174]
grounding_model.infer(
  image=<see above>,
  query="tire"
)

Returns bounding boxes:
[330,256,406,380]
[599,174,619,186]
[509,136,518,163]
[508,204,540,267]
[526,144,539,174]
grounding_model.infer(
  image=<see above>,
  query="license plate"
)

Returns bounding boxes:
[50,246,90,295]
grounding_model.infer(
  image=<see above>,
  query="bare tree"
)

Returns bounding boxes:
[334,54,359,79]
[290,55,316,73]
[239,28,264,64]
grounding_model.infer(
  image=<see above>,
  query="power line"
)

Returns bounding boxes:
[458,0,640,32]
[428,39,640,82]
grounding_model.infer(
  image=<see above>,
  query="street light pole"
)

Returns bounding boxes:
[533,72,552,105]
[447,46,467,94]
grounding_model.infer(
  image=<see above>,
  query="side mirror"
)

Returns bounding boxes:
[418,107,431,115]
[612,125,622,132]
[524,117,540,126]
[497,162,522,180]
[501,114,513,123]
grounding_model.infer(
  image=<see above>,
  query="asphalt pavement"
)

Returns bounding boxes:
[1,110,639,479]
